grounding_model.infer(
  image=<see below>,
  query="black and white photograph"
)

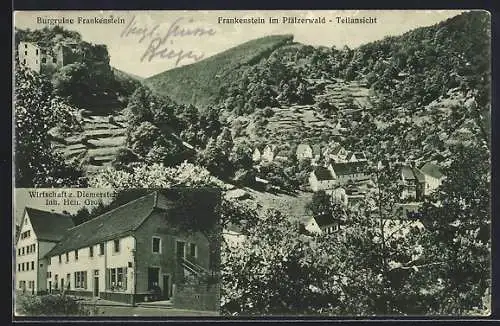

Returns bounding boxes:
[13,10,491,317]
[14,188,221,316]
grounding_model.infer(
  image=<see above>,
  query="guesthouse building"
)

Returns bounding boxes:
[15,191,219,310]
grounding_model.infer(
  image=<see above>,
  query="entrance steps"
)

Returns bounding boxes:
[136,300,173,309]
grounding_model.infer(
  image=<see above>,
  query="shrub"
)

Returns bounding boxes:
[16,294,98,316]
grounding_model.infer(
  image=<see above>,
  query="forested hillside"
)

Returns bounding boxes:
[144,34,294,107]
[143,11,490,174]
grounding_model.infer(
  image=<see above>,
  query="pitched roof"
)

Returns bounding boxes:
[401,166,426,183]
[24,208,75,242]
[401,166,415,180]
[313,166,334,181]
[330,161,366,176]
[313,214,337,227]
[353,151,367,160]
[45,191,168,258]
[420,162,444,179]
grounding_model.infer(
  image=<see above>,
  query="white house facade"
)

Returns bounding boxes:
[15,191,219,309]
[15,208,75,295]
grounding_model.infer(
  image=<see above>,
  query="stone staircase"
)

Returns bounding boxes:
[136,300,173,309]
[52,112,129,175]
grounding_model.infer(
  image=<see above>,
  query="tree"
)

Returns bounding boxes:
[197,137,233,180]
[306,190,345,230]
[126,121,163,157]
[14,66,86,187]
[418,144,490,314]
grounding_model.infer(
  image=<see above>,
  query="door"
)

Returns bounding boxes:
[148,267,159,290]
[162,274,171,299]
[48,281,52,294]
[93,277,99,297]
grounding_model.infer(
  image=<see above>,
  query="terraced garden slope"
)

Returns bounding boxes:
[51,112,128,175]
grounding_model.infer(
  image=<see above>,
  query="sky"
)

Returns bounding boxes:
[14,188,116,227]
[14,10,467,78]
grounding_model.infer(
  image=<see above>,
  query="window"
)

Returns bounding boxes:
[36,49,38,55]
[117,268,124,286]
[152,237,161,253]
[18,264,20,272]
[65,252,69,263]
[24,51,27,55]
[53,58,57,63]
[113,239,120,253]
[176,241,185,259]
[89,246,94,257]
[48,259,51,265]
[54,275,58,290]
[189,243,197,258]
[107,267,127,291]
[18,248,20,256]
[74,249,78,261]
[22,59,26,65]
[33,244,36,251]
[99,243,104,255]
[58,255,62,264]
[31,261,34,270]
[21,263,24,271]
[24,44,27,48]
[36,60,38,64]
[67,273,71,289]
[41,58,46,63]
[22,247,25,255]
[74,271,87,289]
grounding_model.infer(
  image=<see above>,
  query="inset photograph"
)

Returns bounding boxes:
[14,188,221,316]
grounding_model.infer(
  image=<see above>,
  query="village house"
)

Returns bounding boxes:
[327,161,370,185]
[347,151,367,162]
[18,41,80,74]
[304,214,340,235]
[296,144,313,161]
[419,162,445,196]
[253,145,277,163]
[399,162,445,201]
[309,166,337,192]
[15,208,75,295]
[400,165,426,201]
[311,144,322,162]
[252,148,261,162]
[261,145,276,163]
[15,191,219,309]
[324,144,349,163]
[274,149,290,162]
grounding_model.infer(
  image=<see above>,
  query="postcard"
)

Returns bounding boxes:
[13,10,491,317]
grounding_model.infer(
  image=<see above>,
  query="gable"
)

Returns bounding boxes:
[420,162,444,179]
[23,208,75,243]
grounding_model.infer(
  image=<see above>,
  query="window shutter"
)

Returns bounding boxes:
[124,267,127,291]
[105,269,109,290]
